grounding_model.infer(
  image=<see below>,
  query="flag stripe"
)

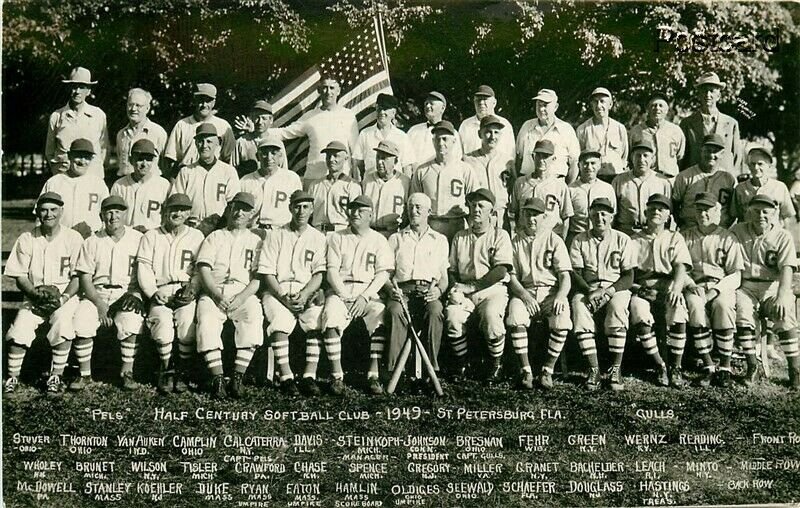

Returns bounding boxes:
[272,66,321,109]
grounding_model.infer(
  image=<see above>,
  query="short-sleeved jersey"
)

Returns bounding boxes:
[40,173,110,231]
[731,178,795,224]
[458,114,516,162]
[629,121,685,178]
[568,179,617,236]
[196,228,262,286]
[449,227,513,283]
[576,117,629,177]
[672,165,736,228]
[326,229,394,284]
[410,160,475,218]
[389,226,449,283]
[257,224,326,286]
[511,175,574,223]
[463,149,513,213]
[516,117,580,178]
[171,160,241,220]
[4,226,84,292]
[361,172,410,230]
[307,174,362,227]
[164,115,235,166]
[240,168,302,227]
[630,229,693,281]
[569,229,635,286]
[111,173,171,231]
[612,171,672,233]
[730,223,798,282]
[136,226,205,285]
[75,226,143,289]
[353,125,414,175]
[512,230,572,288]
[682,225,744,281]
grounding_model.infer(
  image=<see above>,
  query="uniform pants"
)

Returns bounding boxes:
[196,282,264,353]
[74,287,144,340]
[6,296,80,347]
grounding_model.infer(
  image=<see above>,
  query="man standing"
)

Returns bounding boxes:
[680,72,743,176]
[115,88,168,177]
[270,76,359,183]
[516,88,580,182]
[232,100,274,175]
[164,83,236,178]
[46,67,108,178]
[73,196,145,390]
[672,134,737,229]
[307,141,362,232]
[111,139,172,232]
[3,193,83,394]
[629,93,685,181]
[568,149,617,244]
[410,120,476,242]
[195,193,264,399]
[321,196,394,395]
[353,93,413,179]
[407,91,463,169]
[361,140,411,237]
[446,189,512,381]
[258,190,327,396]
[172,123,241,227]
[612,139,672,236]
[576,87,628,183]
[240,136,302,230]
[731,146,795,225]
[458,85,515,160]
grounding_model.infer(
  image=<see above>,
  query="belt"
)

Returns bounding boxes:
[398,280,434,290]
[258,223,274,230]
[157,281,185,288]
[744,278,775,283]
[697,276,720,284]
[97,284,123,289]
[318,223,345,232]
[343,279,367,284]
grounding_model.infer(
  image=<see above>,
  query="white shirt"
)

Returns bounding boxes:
[111,173,172,231]
[407,122,464,169]
[353,124,414,175]
[172,160,241,220]
[40,173,109,231]
[164,114,236,166]
[458,114,515,161]
[516,117,580,177]
[115,118,168,176]
[240,168,302,227]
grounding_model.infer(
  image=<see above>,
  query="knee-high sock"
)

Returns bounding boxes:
[779,329,799,359]
[369,327,386,379]
[690,326,714,369]
[323,329,343,379]
[204,349,224,376]
[157,342,172,370]
[451,335,468,358]
[714,329,734,371]
[607,328,626,368]
[737,326,757,366]
[50,341,70,376]
[303,332,322,379]
[6,343,27,378]
[271,332,293,380]
[543,329,568,372]
[120,335,138,375]
[509,326,530,370]
[576,332,599,369]
[235,347,255,375]
[667,323,686,367]
[636,324,665,366]
[73,337,94,378]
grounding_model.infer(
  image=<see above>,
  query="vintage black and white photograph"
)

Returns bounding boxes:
[2,1,799,506]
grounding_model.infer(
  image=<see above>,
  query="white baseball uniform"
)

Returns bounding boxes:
[307,174,361,231]
[40,173,109,231]
[171,160,241,221]
[240,168,302,228]
[110,173,171,231]
[361,172,410,234]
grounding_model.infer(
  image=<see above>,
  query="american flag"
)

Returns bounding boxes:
[271,15,393,174]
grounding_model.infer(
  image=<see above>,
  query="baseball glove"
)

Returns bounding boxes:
[635,286,659,303]
[195,214,223,237]
[108,292,145,316]
[166,284,198,309]
[72,221,94,239]
[31,285,62,317]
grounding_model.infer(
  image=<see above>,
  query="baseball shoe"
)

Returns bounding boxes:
[210,375,227,399]
[485,358,503,384]
[299,377,321,396]
[156,369,172,395]
[539,370,554,390]
[280,378,299,396]
[451,358,468,380]
[68,375,92,391]
[789,368,800,391]
[173,372,189,393]
[668,366,685,388]
[713,369,733,388]
[367,377,384,396]
[743,364,762,386]
[329,377,346,396]
[120,372,138,391]
[697,368,715,387]
[46,374,65,395]
[608,366,624,392]
[585,368,601,391]
[656,364,669,387]
[4,376,19,394]
[519,370,534,390]
[228,372,245,399]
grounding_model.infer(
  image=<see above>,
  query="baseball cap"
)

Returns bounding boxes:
[320,140,348,154]
[534,88,558,103]
[533,139,555,156]
[101,195,128,211]
[695,72,726,89]
[579,149,602,162]
[432,120,456,136]
[631,138,655,153]
[69,138,96,155]
[474,85,495,97]
[257,135,284,150]
[426,91,447,107]
[230,192,255,209]
[193,83,217,98]
[520,197,547,214]
[749,194,777,208]
[251,100,273,114]
[703,134,725,150]
[693,192,718,209]
[589,197,615,213]
[130,138,158,156]
[347,195,374,210]
[479,115,505,130]
[374,140,401,158]
[466,188,496,206]
[376,93,398,109]
[590,87,612,98]
[646,193,672,211]
[649,91,671,104]
[163,193,193,209]
[194,123,218,139]
[290,190,314,205]
[38,192,64,207]
[748,146,773,161]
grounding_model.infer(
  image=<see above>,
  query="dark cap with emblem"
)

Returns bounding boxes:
[374,140,401,158]
[69,138,96,155]
[230,192,255,209]
[321,140,348,153]
[130,138,158,156]
[693,192,718,209]
[38,192,64,207]
[376,93,398,109]
[646,193,672,211]
[194,122,219,139]
[101,195,128,211]
[466,188,496,206]
[533,139,555,156]
[164,193,193,209]
[347,194,374,210]
[479,114,505,130]
[579,149,602,162]
[520,197,547,214]
[749,194,777,208]
[290,190,314,205]
[432,120,456,136]
[703,133,725,150]
[631,138,655,153]
[589,197,615,213]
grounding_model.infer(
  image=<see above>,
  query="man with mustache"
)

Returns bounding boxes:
[110,139,172,232]
[576,87,629,183]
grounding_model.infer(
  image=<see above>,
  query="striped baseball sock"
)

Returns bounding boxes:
[119,335,137,375]
[714,329,734,371]
[6,344,27,378]
[736,326,756,356]
[691,326,714,369]
[779,329,800,359]
[50,341,70,376]
[73,337,94,377]
[323,330,343,379]
[369,328,386,378]
[636,324,665,366]
[543,329,568,371]
[607,328,627,367]
[510,326,528,356]
[487,333,505,359]
[234,347,255,375]
[667,324,686,367]
[178,340,194,363]
[450,335,468,358]
[204,349,224,376]
[303,333,321,380]
[157,342,172,369]
[271,332,293,380]
[576,332,599,369]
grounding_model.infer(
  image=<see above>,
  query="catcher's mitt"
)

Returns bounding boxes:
[31,285,62,317]
[166,284,198,309]
[635,286,659,303]
[72,221,94,239]
[108,292,145,316]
